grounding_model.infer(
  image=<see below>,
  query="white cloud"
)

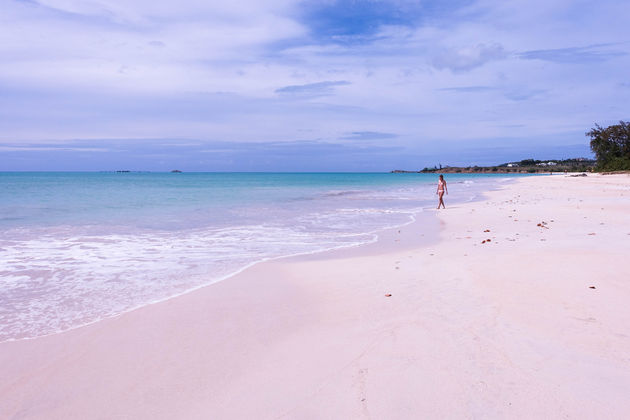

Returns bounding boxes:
[0,0,306,93]
[1,0,629,166]
[30,0,298,24]
[431,43,507,72]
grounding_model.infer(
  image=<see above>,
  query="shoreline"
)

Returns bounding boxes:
[0,204,432,344]
[1,174,629,418]
[1,173,500,343]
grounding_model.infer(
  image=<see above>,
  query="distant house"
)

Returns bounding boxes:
[507,163,519,167]
[536,162,548,166]
[547,162,557,166]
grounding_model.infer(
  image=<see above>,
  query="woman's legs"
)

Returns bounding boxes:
[437,191,445,209]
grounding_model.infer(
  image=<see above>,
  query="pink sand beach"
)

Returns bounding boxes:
[1,174,630,419]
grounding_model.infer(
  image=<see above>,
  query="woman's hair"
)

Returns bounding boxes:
[439,174,444,180]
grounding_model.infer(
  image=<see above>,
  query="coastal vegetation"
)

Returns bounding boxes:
[395,121,630,174]
[392,158,595,174]
[587,121,630,171]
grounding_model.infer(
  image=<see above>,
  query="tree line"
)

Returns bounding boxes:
[588,121,630,171]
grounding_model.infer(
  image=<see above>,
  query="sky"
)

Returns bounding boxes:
[1,0,629,171]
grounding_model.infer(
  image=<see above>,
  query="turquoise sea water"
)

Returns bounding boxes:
[0,172,521,341]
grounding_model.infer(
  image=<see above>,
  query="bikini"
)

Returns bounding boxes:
[438,181,445,193]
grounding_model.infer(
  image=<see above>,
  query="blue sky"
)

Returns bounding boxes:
[1,0,629,171]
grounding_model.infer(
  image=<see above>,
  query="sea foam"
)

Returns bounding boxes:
[0,172,510,341]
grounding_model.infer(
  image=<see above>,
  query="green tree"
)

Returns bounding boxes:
[519,158,538,166]
[587,121,630,171]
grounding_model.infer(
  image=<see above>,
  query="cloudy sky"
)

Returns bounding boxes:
[1,0,628,171]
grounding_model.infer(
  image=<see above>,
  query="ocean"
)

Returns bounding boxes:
[0,172,520,341]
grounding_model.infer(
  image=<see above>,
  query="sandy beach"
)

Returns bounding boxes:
[1,174,629,419]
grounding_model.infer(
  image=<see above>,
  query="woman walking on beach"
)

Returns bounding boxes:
[436,174,447,209]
